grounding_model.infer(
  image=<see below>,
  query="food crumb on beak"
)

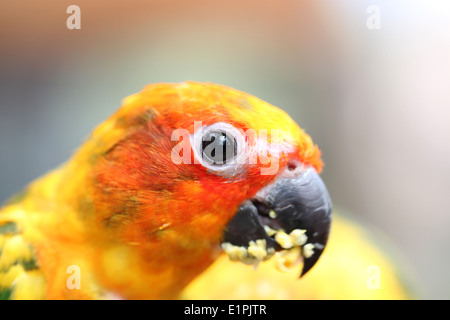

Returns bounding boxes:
[274,230,293,249]
[302,243,315,259]
[221,240,275,265]
[221,242,248,262]
[271,229,310,272]
[274,247,302,272]
[248,240,268,260]
[268,210,277,219]
[290,229,307,246]
[222,228,311,273]
[264,225,277,237]
[273,228,307,250]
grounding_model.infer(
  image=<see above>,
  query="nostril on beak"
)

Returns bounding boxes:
[287,162,297,171]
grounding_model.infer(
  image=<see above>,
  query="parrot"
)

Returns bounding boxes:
[0,81,406,300]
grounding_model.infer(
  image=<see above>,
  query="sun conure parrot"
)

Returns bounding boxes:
[0,81,355,299]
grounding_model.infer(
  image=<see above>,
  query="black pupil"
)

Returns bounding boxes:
[202,131,237,164]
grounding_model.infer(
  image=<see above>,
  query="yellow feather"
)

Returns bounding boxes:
[10,270,46,300]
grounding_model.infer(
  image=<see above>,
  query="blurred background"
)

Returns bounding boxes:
[1,0,449,299]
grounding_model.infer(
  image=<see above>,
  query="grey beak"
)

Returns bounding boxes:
[223,167,332,277]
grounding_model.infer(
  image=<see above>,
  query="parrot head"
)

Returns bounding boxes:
[65,82,331,296]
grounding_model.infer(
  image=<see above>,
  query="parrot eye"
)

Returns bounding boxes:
[201,130,237,165]
[191,122,245,174]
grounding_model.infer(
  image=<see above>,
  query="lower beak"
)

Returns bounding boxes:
[222,167,332,277]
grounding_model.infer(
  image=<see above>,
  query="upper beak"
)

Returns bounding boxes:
[222,166,332,277]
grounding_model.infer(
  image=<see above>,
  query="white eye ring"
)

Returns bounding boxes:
[191,122,246,174]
